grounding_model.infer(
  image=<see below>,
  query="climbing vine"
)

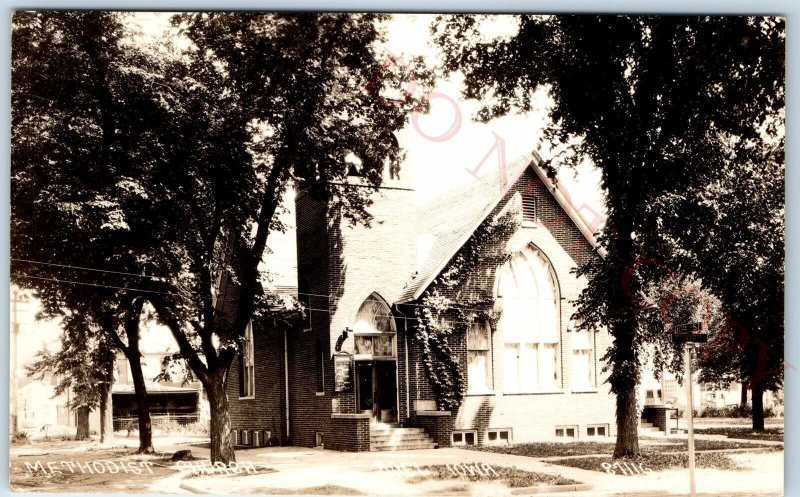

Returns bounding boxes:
[413,209,519,411]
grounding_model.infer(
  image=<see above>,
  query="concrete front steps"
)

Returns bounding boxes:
[640,421,662,434]
[641,420,687,435]
[370,424,437,451]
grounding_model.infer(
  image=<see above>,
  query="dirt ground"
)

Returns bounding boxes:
[9,436,207,494]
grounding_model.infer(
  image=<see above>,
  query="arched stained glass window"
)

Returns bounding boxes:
[353,293,396,358]
[496,246,560,392]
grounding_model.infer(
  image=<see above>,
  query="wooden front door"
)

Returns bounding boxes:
[357,361,397,422]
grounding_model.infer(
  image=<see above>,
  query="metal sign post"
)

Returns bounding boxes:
[685,342,697,497]
[672,322,705,497]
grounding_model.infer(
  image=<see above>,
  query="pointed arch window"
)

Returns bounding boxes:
[353,294,396,358]
[496,247,560,392]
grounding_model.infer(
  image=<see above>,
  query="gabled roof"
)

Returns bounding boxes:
[396,150,604,304]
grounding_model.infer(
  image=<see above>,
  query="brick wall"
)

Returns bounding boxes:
[642,406,672,432]
[289,189,335,447]
[412,411,454,448]
[409,168,616,444]
[325,414,371,451]
[226,320,287,446]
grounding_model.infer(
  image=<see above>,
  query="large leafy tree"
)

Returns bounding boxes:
[134,13,430,463]
[13,11,428,464]
[11,11,184,453]
[437,15,784,455]
[688,139,785,429]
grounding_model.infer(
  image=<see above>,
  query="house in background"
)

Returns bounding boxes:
[112,351,205,431]
[226,150,616,451]
[16,373,100,438]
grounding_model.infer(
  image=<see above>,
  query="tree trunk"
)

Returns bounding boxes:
[75,406,90,440]
[99,362,114,445]
[206,376,235,464]
[751,382,765,432]
[740,383,748,407]
[122,298,154,454]
[127,353,155,453]
[613,387,640,457]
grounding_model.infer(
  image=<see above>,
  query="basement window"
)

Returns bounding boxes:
[452,430,477,446]
[587,424,609,437]
[486,429,512,445]
[555,425,578,439]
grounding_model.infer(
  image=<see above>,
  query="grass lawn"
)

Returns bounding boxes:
[548,452,744,473]
[693,427,783,442]
[465,439,781,459]
[407,465,580,488]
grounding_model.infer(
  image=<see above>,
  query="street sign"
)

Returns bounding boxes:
[672,332,708,343]
[673,322,705,333]
[672,322,708,343]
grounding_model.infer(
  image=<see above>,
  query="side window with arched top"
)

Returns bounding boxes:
[496,246,561,392]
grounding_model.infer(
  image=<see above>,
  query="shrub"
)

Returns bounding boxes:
[697,405,775,418]
[12,431,30,445]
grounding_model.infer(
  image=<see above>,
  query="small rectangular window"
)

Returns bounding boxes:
[452,431,477,446]
[486,429,512,445]
[299,282,312,331]
[587,424,609,437]
[556,425,578,438]
[239,321,255,398]
[315,432,324,447]
[316,341,325,393]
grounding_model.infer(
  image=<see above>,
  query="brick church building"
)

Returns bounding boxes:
[227,151,616,451]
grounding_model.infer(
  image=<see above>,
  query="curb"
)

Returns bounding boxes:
[179,481,211,494]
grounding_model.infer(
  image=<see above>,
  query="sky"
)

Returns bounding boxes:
[12,12,607,373]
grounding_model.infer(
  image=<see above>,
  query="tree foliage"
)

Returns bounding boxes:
[26,310,116,440]
[11,11,177,453]
[13,11,430,464]
[436,14,784,452]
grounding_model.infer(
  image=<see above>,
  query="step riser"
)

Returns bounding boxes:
[370,429,426,434]
[370,444,436,451]
[368,426,435,451]
[370,435,432,441]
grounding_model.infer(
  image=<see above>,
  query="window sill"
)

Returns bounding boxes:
[465,390,497,396]
[238,395,256,400]
[503,390,565,396]
[315,392,325,397]
[571,388,599,393]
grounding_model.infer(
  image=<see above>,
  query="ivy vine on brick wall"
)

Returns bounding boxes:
[413,210,519,411]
